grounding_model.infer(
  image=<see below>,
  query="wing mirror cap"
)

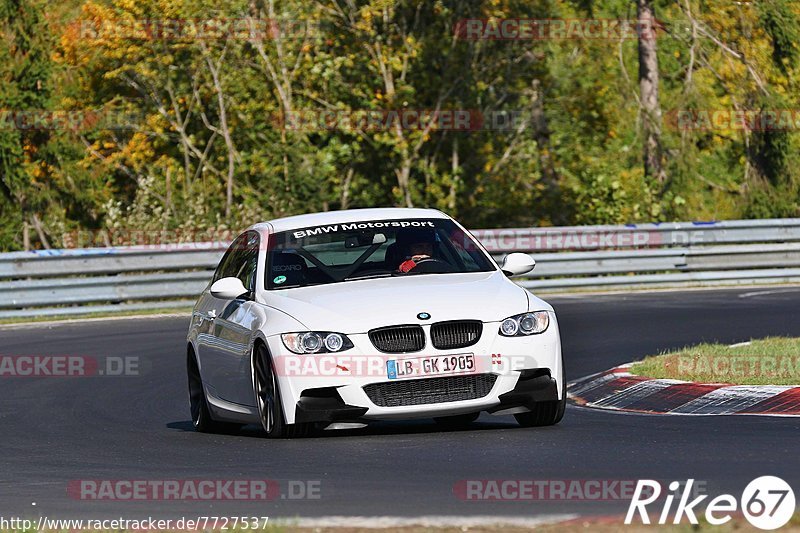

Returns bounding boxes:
[210,277,249,299]
[501,252,536,277]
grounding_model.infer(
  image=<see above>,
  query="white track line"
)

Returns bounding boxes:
[738,288,800,298]
[0,312,188,331]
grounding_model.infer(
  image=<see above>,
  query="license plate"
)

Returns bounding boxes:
[387,354,475,380]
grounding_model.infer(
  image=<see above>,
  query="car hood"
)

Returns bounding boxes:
[263,270,538,333]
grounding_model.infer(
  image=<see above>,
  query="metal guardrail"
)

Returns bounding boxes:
[2,218,800,318]
[470,218,800,251]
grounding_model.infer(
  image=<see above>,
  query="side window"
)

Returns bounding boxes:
[234,232,260,293]
[213,233,250,284]
[212,250,233,284]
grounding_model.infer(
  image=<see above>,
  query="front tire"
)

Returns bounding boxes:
[253,343,312,438]
[514,358,566,427]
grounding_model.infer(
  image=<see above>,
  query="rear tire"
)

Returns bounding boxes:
[187,349,241,434]
[514,357,566,428]
[433,412,480,427]
[253,343,313,438]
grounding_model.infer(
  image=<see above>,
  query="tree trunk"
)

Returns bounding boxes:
[394,161,413,208]
[637,0,667,185]
[530,79,567,224]
[201,46,237,220]
[341,167,354,210]
[30,213,50,249]
[531,79,569,226]
[448,137,459,212]
[531,80,557,188]
[23,221,30,251]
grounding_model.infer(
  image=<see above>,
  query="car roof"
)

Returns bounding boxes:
[248,207,450,234]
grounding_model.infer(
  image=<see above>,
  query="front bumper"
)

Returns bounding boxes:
[293,387,369,424]
[267,314,564,424]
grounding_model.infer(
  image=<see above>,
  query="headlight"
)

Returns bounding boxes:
[324,333,344,352]
[281,332,354,354]
[498,311,549,336]
[500,318,519,336]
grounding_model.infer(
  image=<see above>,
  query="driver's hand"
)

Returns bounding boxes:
[398,255,431,273]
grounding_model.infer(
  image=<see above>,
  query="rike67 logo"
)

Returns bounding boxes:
[626,476,796,530]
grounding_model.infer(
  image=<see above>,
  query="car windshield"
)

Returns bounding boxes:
[266,218,496,290]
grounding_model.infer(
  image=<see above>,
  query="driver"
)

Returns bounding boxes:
[397,228,437,273]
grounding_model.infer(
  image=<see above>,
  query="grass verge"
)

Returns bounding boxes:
[630,337,800,385]
[0,306,192,326]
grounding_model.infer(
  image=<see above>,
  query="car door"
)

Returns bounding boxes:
[198,231,261,405]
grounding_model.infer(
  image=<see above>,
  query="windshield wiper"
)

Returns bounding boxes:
[270,281,327,290]
[343,273,394,281]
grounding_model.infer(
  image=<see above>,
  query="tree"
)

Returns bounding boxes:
[636,0,666,186]
[0,0,56,250]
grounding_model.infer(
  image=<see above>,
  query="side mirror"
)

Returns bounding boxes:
[501,253,536,277]
[210,277,249,299]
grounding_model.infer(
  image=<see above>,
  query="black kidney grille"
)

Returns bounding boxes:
[430,320,482,350]
[369,325,425,353]
[364,374,497,407]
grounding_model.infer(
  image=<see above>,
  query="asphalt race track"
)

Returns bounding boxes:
[1,287,799,521]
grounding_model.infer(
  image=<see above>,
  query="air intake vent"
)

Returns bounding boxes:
[364,374,497,407]
[369,325,425,353]
[430,320,482,350]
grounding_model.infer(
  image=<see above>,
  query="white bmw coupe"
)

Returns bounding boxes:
[187,208,565,437]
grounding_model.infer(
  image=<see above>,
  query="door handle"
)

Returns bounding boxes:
[206,309,217,321]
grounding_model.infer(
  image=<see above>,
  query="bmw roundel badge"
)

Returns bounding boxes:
[417,312,431,320]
